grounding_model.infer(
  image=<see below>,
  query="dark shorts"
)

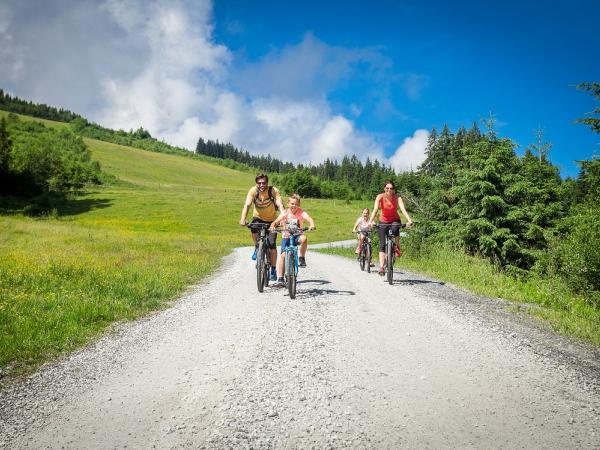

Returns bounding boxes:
[250,217,277,249]
[280,235,300,253]
[378,221,401,252]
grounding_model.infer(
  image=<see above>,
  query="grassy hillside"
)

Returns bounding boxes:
[0,114,365,379]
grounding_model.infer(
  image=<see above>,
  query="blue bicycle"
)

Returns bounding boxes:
[275,226,311,299]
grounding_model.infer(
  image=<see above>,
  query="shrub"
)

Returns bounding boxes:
[4,115,103,197]
[549,206,600,305]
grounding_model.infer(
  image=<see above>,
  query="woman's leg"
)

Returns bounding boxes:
[378,224,388,270]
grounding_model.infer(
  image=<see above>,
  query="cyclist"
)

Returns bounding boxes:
[240,173,285,281]
[352,207,373,256]
[368,180,413,276]
[270,194,316,286]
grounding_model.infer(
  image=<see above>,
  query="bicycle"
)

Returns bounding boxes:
[247,223,272,293]
[355,230,373,273]
[374,223,406,285]
[274,226,313,299]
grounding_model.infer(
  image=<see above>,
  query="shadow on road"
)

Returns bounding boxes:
[297,279,331,286]
[291,279,355,299]
[295,288,356,299]
[390,278,445,286]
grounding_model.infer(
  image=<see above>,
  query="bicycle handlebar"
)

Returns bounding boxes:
[272,227,315,233]
[247,223,271,230]
[373,223,407,229]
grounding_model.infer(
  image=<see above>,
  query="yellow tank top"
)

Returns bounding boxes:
[249,186,280,222]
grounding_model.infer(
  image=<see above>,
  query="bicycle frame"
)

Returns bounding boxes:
[357,230,373,272]
[274,227,310,299]
[247,223,272,292]
[374,223,405,284]
[284,240,299,277]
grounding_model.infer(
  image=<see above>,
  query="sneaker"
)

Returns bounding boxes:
[275,277,285,287]
[270,267,277,281]
[378,267,385,276]
[298,256,306,267]
[251,249,257,260]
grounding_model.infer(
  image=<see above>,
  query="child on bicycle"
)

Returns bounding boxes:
[352,207,373,256]
[270,194,316,286]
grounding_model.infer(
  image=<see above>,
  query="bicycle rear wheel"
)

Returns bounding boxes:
[366,244,372,273]
[287,251,297,299]
[256,241,266,292]
[386,239,394,285]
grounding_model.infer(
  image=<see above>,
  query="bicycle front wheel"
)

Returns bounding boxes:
[359,244,366,271]
[287,251,297,299]
[256,241,266,292]
[366,244,372,273]
[263,245,270,288]
[386,239,394,285]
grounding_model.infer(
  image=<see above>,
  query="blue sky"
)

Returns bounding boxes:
[1,0,598,176]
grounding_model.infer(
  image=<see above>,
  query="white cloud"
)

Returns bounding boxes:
[389,129,429,172]
[0,0,427,171]
[0,3,24,81]
[402,73,428,100]
[98,0,231,141]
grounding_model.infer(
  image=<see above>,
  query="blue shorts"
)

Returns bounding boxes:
[280,235,300,252]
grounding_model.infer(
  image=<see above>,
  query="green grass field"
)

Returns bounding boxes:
[0,115,365,378]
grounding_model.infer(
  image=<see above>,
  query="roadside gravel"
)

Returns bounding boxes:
[1,248,599,448]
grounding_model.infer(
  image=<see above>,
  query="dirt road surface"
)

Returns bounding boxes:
[1,248,599,448]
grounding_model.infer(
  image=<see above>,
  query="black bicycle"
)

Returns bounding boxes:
[247,223,272,292]
[356,230,373,273]
[374,223,406,285]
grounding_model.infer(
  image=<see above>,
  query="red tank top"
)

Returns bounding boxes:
[379,195,401,223]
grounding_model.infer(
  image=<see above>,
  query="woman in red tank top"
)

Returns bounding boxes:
[368,180,413,275]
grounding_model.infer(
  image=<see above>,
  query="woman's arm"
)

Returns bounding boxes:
[368,195,381,224]
[352,217,360,233]
[397,196,413,226]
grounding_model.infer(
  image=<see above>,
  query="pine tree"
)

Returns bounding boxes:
[418,127,438,175]
[575,82,600,133]
[448,137,524,268]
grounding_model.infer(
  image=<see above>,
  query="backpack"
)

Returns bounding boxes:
[253,186,274,207]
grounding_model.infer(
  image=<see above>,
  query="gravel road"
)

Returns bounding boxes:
[1,247,600,449]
